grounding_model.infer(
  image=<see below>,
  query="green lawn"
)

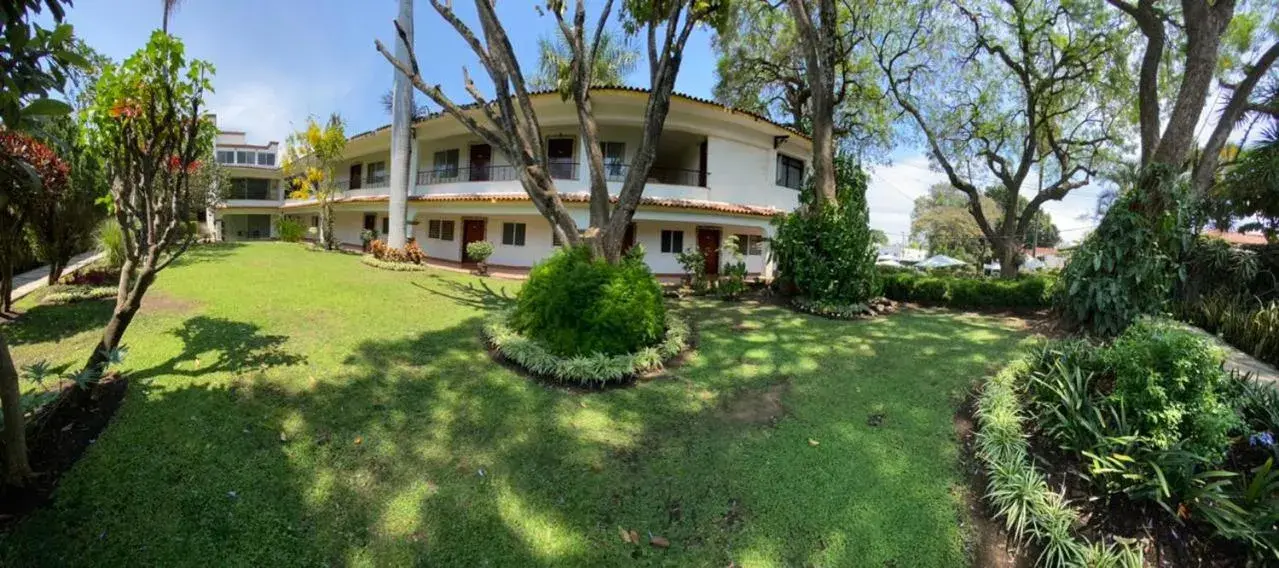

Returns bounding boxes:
[1,243,1028,567]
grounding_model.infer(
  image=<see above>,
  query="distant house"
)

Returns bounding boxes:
[877,244,926,263]
[1202,229,1269,246]
[1025,246,1066,270]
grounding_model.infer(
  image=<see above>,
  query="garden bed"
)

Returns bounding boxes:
[359,254,428,272]
[0,373,129,532]
[482,310,691,387]
[39,285,116,305]
[790,296,898,320]
[974,325,1279,566]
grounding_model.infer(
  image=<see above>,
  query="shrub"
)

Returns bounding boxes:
[484,310,689,386]
[770,158,878,303]
[360,254,428,272]
[1055,166,1196,336]
[276,217,305,242]
[59,265,120,286]
[1179,294,1279,369]
[40,285,116,305]
[1103,319,1242,458]
[674,247,707,291]
[465,240,494,263]
[96,218,126,269]
[718,236,747,300]
[877,269,1053,309]
[368,239,426,264]
[511,245,665,357]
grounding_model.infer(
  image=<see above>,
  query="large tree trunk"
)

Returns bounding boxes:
[998,240,1020,279]
[1,262,13,314]
[386,0,414,249]
[0,331,32,485]
[85,261,155,375]
[46,259,65,286]
[786,0,838,205]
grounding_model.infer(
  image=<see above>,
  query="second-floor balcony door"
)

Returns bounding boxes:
[349,164,363,190]
[469,144,491,182]
[548,137,575,180]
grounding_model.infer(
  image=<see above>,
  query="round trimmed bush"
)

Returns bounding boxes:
[512,245,665,357]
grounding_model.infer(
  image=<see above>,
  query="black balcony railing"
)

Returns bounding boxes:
[225,189,279,200]
[601,164,708,187]
[415,162,707,187]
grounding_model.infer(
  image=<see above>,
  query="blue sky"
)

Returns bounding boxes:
[63,0,1101,243]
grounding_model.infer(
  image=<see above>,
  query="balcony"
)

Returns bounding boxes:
[224,188,281,201]
[415,163,706,187]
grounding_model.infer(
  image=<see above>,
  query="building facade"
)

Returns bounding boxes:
[212,88,812,277]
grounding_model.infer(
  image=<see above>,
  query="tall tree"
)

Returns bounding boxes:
[910,183,998,262]
[375,0,730,262]
[1103,0,1279,194]
[876,0,1121,277]
[531,27,639,91]
[281,114,347,250]
[782,0,839,205]
[386,0,414,249]
[712,1,892,160]
[0,0,83,486]
[82,31,216,374]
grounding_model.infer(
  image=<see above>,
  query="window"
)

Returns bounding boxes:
[366,161,388,185]
[216,150,235,164]
[776,154,804,190]
[600,141,625,179]
[660,230,684,253]
[236,150,253,165]
[433,149,459,179]
[428,219,441,239]
[310,215,319,228]
[228,177,273,199]
[440,220,455,241]
[735,234,764,256]
[364,213,377,232]
[257,152,275,166]
[548,137,575,179]
[502,222,526,246]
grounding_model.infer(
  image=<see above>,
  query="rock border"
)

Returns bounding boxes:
[483,310,691,387]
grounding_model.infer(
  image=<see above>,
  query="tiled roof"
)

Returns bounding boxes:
[280,192,785,218]
[346,86,810,143]
[1203,229,1268,245]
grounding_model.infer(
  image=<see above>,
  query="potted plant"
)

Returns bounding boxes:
[359,228,377,252]
[466,240,495,276]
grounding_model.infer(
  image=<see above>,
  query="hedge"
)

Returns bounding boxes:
[483,310,690,386]
[879,269,1053,309]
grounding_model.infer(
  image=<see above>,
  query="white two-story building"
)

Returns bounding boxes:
[212,88,811,277]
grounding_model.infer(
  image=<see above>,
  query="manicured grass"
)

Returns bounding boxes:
[1,242,1028,567]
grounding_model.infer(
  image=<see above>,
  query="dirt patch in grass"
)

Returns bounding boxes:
[721,380,789,426]
[0,373,129,532]
[955,393,1032,568]
[141,291,201,314]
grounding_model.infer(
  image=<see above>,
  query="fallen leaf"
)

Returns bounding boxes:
[629,530,639,545]
[279,432,288,443]
[354,436,363,445]
[649,535,670,548]
[808,438,820,447]
[618,527,632,544]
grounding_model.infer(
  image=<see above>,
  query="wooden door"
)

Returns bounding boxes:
[696,227,721,275]
[469,144,492,181]
[363,213,377,231]
[461,219,487,262]
[348,164,363,189]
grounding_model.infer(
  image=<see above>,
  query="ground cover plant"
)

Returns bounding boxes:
[982,318,1279,565]
[0,242,1028,566]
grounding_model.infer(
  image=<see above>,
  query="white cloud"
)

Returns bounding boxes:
[207,82,298,144]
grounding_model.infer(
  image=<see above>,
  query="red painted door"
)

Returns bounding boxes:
[461,219,487,262]
[697,227,721,275]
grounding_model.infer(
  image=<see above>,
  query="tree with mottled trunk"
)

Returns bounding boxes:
[386,0,414,249]
[876,0,1120,278]
[1103,0,1279,196]
[374,0,729,263]
[783,0,839,205]
[81,31,216,375]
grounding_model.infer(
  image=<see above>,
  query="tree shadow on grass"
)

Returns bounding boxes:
[130,315,306,381]
[0,303,1030,567]
[411,277,516,311]
[165,242,246,268]
[4,299,114,347]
